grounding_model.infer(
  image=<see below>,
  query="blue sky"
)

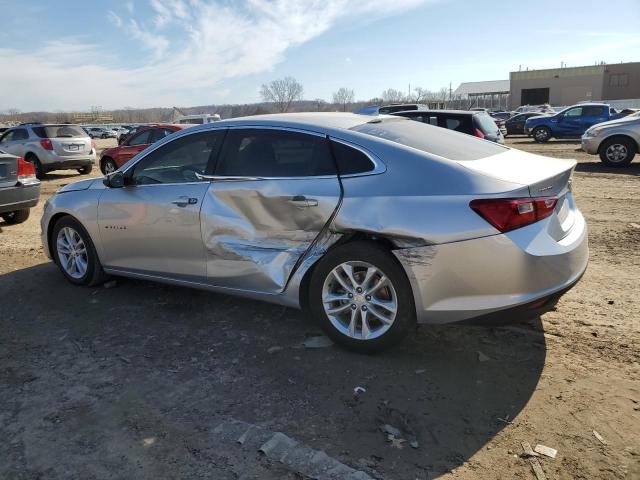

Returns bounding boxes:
[1,0,639,111]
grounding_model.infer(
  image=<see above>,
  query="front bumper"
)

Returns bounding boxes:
[0,183,40,214]
[581,136,601,155]
[394,210,589,324]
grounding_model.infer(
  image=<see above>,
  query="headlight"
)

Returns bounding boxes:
[584,127,603,138]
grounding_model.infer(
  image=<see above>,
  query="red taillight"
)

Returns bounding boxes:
[474,128,485,139]
[40,139,53,150]
[470,197,558,233]
[17,157,36,182]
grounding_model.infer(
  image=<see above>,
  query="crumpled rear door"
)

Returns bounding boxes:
[202,177,341,293]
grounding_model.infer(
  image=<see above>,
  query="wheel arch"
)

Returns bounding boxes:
[47,212,98,263]
[297,231,414,313]
[597,134,639,153]
[100,156,114,173]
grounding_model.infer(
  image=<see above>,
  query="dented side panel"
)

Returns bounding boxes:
[202,178,341,293]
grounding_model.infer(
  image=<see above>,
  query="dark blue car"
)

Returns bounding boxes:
[525,103,625,143]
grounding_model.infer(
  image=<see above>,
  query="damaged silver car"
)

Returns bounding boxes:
[41,113,588,352]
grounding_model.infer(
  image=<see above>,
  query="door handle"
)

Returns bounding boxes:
[171,196,197,207]
[288,195,318,207]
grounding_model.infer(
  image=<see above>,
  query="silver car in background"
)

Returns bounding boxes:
[582,111,640,167]
[40,113,588,352]
[0,124,95,178]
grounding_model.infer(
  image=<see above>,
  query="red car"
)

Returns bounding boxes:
[99,124,190,174]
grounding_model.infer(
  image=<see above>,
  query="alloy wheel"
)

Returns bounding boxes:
[56,226,88,279]
[322,261,397,340]
[605,144,628,163]
[104,160,116,174]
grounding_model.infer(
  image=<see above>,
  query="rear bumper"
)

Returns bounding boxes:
[40,151,96,169]
[0,183,40,214]
[394,209,588,324]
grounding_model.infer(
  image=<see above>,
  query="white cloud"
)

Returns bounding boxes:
[1,0,433,111]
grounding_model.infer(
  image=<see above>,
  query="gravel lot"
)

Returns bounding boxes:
[1,136,638,479]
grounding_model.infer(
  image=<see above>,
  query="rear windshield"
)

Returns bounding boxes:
[473,113,500,134]
[33,125,88,138]
[351,117,507,161]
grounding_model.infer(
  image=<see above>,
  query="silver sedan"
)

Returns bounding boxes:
[41,113,588,352]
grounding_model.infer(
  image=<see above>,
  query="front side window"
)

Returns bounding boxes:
[216,129,336,177]
[564,107,582,117]
[131,130,225,185]
[128,130,152,146]
[0,130,15,143]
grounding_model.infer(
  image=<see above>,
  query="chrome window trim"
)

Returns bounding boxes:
[120,124,386,182]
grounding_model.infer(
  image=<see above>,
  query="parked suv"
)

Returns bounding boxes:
[582,111,640,167]
[391,109,504,143]
[505,112,549,135]
[0,124,95,178]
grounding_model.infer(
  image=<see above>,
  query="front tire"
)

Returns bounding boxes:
[1,209,30,224]
[78,165,92,175]
[533,126,551,143]
[309,241,415,353]
[599,137,636,167]
[101,157,117,175]
[51,216,107,286]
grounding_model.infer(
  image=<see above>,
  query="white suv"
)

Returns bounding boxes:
[0,124,96,178]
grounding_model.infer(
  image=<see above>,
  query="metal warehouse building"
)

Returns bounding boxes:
[509,62,640,108]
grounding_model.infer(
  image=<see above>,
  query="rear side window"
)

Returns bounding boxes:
[444,115,473,133]
[582,106,605,116]
[351,118,507,161]
[33,125,87,138]
[12,129,29,140]
[216,129,336,177]
[473,113,499,134]
[330,140,375,175]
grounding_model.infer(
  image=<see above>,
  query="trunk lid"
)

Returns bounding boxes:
[0,152,18,188]
[460,148,575,197]
[461,149,577,240]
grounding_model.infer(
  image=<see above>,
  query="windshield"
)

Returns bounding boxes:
[33,125,88,138]
[351,117,507,161]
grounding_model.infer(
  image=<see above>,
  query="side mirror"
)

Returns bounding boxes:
[103,170,125,188]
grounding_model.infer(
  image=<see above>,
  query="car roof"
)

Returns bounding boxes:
[212,112,373,131]
[392,109,482,116]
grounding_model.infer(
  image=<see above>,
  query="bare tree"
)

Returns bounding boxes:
[332,88,355,111]
[260,76,304,113]
[6,108,21,121]
[380,88,406,104]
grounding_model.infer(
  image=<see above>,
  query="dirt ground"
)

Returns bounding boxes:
[1,137,638,480]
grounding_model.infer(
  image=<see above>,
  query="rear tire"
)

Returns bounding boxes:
[78,165,92,175]
[308,241,415,353]
[1,209,30,224]
[533,126,551,143]
[51,216,107,286]
[599,137,636,167]
[25,154,44,179]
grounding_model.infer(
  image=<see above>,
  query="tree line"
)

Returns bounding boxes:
[0,76,458,124]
